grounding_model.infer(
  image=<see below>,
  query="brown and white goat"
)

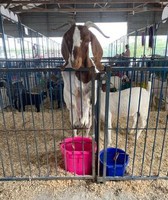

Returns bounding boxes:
[61,21,109,136]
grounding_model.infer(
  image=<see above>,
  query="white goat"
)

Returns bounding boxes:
[110,76,121,90]
[61,64,95,136]
[100,81,152,145]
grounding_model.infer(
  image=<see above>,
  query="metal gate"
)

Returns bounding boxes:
[0,59,168,182]
[96,63,168,182]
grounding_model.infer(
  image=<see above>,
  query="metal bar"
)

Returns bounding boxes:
[102,68,111,182]
[97,175,168,182]
[27,87,41,177]
[114,74,122,176]
[149,72,164,176]
[91,67,96,178]
[157,113,168,176]
[0,150,5,177]
[141,74,154,176]
[16,7,162,13]
[0,175,95,182]
[131,72,143,176]
[0,15,8,59]
[95,73,101,177]
[1,107,14,176]
[10,0,159,5]
[41,98,50,176]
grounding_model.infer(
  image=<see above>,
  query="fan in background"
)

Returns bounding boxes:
[162,4,168,23]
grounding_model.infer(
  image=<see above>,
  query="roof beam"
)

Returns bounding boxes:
[16,7,162,13]
[6,0,163,5]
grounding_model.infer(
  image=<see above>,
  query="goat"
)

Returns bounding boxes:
[61,21,109,136]
[47,74,64,108]
[16,91,47,112]
[5,80,25,108]
[100,81,152,145]
[101,74,131,92]
[4,80,47,112]
[61,21,109,71]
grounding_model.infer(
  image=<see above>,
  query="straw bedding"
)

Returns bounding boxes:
[0,101,167,178]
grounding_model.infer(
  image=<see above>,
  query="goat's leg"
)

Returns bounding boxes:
[107,112,112,146]
[14,99,18,110]
[36,104,40,112]
[136,116,147,139]
[69,107,78,137]
[73,129,77,136]
[129,113,138,135]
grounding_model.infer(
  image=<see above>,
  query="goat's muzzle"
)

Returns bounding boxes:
[71,57,82,69]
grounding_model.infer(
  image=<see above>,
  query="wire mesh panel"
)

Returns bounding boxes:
[0,61,97,181]
[96,65,168,182]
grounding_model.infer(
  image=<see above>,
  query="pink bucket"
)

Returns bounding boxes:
[60,136,97,175]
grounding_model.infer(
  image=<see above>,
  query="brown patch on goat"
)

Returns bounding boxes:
[75,66,97,84]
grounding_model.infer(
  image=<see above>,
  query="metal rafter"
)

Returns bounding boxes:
[0,0,166,5]
[0,0,166,13]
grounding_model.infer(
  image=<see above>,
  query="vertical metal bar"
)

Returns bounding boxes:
[7,36,11,58]
[19,84,32,177]
[124,69,133,174]
[59,68,67,176]
[158,113,168,176]
[152,25,157,57]
[134,31,138,58]
[142,28,147,57]
[91,67,96,178]
[14,38,18,59]
[26,69,41,176]
[48,70,57,175]
[10,83,24,176]
[0,150,5,177]
[69,69,76,175]
[18,22,26,60]
[164,28,168,58]
[149,70,165,176]
[0,15,8,59]
[79,71,85,176]
[53,134,57,175]
[1,106,14,176]
[41,93,50,176]
[114,69,122,176]
[102,68,110,181]
[141,69,153,176]
[131,70,143,176]
[95,73,101,178]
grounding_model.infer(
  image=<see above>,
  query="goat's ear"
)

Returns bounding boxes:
[61,37,69,63]
[90,32,104,71]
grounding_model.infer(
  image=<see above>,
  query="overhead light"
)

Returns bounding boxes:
[0,5,18,22]
[162,4,168,23]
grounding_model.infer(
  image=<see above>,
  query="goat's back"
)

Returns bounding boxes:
[101,86,151,120]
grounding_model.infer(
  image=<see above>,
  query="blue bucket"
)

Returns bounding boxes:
[99,148,129,176]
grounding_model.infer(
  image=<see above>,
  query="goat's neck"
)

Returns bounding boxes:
[75,56,96,84]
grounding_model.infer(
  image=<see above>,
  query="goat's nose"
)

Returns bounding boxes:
[71,58,82,69]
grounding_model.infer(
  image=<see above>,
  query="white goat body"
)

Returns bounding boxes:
[61,65,96,136]
[110,76,121,90]
[100,81,152,145]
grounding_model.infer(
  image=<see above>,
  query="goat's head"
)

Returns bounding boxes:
[61,21,109,71]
